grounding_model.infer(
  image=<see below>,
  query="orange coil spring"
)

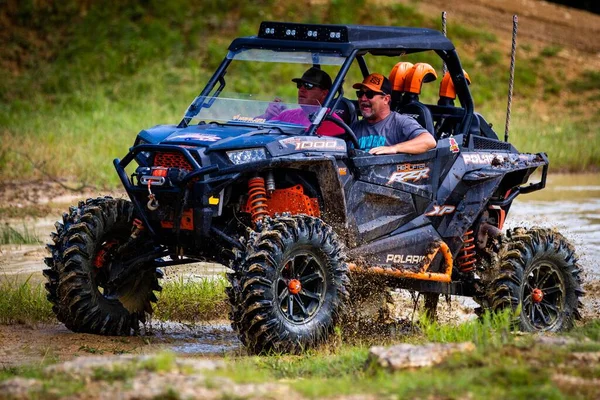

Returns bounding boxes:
[457,230,476,272]
[248,177,269,224]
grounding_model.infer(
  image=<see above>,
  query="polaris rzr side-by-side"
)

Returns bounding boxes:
[44,21,584,354]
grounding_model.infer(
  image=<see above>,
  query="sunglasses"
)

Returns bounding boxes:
[296,82,319,90]
[356,90,386,99]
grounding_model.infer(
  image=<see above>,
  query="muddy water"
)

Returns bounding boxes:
[505,173,600,279]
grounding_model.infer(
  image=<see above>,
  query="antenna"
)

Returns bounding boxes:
[441,11,448,75]
[505,15,518,142]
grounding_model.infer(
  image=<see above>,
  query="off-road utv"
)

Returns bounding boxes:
[44,21,584,354]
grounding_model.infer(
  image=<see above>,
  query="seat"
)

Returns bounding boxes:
[388,61,413,111]
[397,63,437,134]
[333,96,358,126]
[400,95,435,134]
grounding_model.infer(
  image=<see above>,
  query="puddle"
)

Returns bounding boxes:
[147,320,241,355]
[170,342,240,355]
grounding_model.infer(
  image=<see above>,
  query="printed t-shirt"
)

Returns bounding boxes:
[350,112,430,151]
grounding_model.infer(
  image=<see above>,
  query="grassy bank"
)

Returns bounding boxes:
[0,1,598,188]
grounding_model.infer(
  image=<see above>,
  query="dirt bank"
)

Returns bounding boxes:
[404,0,600,56]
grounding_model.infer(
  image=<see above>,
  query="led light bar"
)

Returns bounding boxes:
[258,22,348,43]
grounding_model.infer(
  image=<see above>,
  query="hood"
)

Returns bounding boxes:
[138,123,298,150]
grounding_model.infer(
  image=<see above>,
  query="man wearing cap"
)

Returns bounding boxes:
[265,67,344,136]
[351,73,436,154]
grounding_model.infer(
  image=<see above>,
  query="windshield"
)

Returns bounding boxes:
[184,48,346,129]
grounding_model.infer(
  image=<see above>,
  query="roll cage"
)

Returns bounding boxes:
[179,21,475,144]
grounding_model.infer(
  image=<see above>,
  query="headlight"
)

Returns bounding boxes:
[227,148,267,165]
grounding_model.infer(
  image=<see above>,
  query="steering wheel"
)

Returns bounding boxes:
[323,115,360,149]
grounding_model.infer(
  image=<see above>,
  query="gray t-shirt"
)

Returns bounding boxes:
[350,112,430,151]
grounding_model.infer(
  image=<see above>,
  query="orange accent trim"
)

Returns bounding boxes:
[288,279,302,295]
[348,241,453,283]
[532,288,544,303]
[439,71,471,99]
[403,63,438,94]
[457,230,476,272]
[389,61,414,91]
[93,240,118,268]
[247,177,269,224]
[160,209,194,230]
[267,185,321,218]
[497,209,506,231]
[497,189,512,230]
[133,219,144,230]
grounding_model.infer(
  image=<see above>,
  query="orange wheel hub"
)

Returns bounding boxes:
[288,279,302,295]
[532,288,544,303]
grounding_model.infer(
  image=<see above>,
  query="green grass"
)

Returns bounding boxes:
[503,112,600,172]
[571,70,600,92]
[213,318,600,399]
[540,45,562,58]
[418,309,514,348]
[0,223,42,245]
[0,275,54,324]
[0,272,229,325]
[0,275,55,325]
[154,275,229,322]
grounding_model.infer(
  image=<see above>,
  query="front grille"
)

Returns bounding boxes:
[473,136,512,151]
[153,152,192,170]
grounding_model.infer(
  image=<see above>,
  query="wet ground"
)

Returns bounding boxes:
[0,321,241,368]
[0,173,599,366]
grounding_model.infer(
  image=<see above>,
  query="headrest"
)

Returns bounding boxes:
[439,70,471,99]
[388,62,414,92]
[403,63,438,95]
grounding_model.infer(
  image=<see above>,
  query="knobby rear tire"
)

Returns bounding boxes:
[488,227,584,332]
[44,197,162,335]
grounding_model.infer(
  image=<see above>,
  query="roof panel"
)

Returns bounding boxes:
[229,21,455,54]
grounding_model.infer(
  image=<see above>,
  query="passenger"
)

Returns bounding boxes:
[351,73,436,154]
[264,67,345,136]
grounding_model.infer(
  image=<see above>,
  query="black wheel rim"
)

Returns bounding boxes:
[522,261,566,330]
[93,228,137,303]
[93,239,122,301]
[276,251,327,324]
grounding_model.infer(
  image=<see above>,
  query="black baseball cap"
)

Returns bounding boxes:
[292,67,332,90]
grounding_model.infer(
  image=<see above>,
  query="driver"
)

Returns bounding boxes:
[351,73,436,154]
[264,67,345,136]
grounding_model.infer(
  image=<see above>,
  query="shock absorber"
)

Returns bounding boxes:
[248,177,269,225]
[457,230,476,273]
